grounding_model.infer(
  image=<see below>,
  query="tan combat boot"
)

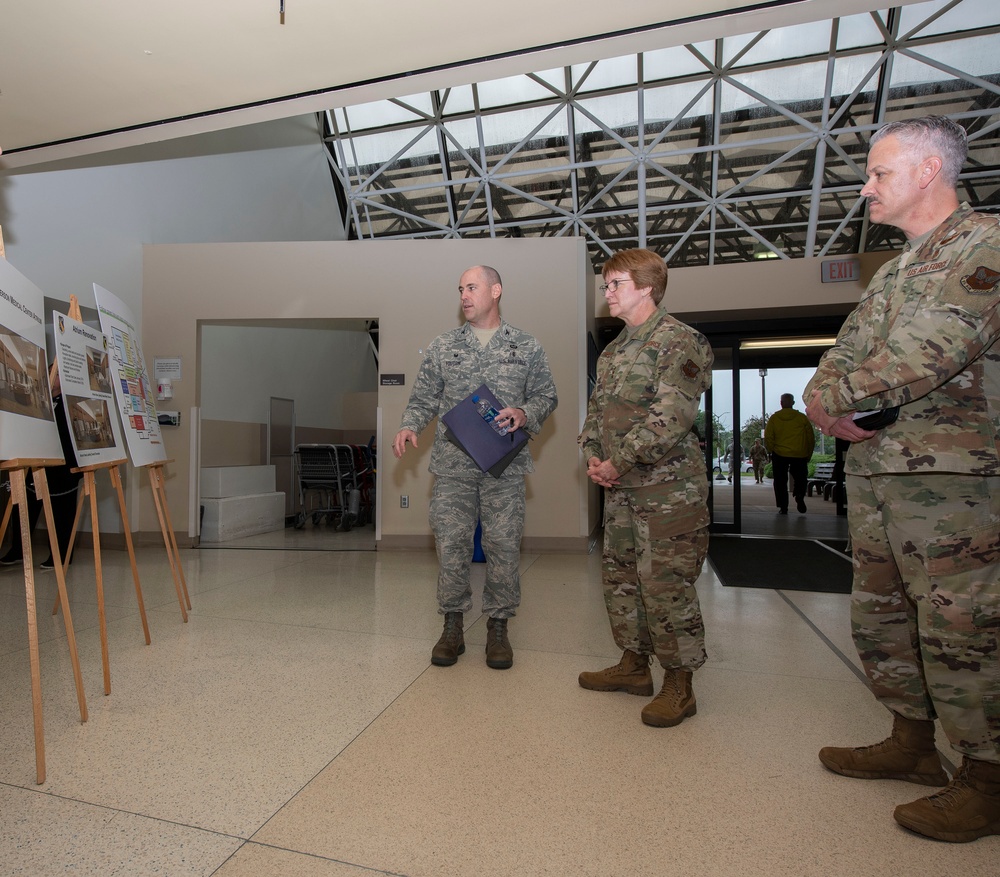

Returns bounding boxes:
[894,757,1000,842]
[578,649,653,696]
[640,668,696,727]
[818,713,949,785]
[485,617,513,670]
[431,612,464,666]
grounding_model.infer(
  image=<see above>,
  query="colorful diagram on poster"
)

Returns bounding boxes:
[54,310,127,466]
[0,259,63,461]
[93,283,166,467]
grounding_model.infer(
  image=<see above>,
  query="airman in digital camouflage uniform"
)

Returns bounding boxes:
[805,116,1000,843]
[577,248,713,728]
[392,265,557,670]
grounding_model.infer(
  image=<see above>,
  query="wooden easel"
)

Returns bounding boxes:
[0,463,89,783]
[49,295,152,695]
[1,227,88,783]
[146,460,192,621]
[53,460,152,695]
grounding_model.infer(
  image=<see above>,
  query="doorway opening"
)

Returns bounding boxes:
[197,318,378,551]
[695,313,850,541]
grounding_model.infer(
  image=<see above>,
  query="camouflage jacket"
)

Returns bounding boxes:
[805,204,1000,476]
[580,307,713,488]
[399,319,558,476]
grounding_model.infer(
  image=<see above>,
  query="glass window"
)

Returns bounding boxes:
[347,127,438,170]
[719,61,828,114]
[344,99,422,132]
[479,106,568,156]
[322,0,1000,268]
[643,44,707,82]
[726,21,833,67]
[571,56,638,92]
[440,84,476,116]
[900,0,999,37]
[476,74,558,109]
[836,11,889,49]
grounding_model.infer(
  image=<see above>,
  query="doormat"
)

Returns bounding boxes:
[709,537,853,594]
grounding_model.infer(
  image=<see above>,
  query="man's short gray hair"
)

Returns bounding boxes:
[871,115,968,187]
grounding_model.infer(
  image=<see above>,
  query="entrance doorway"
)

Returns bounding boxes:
[697,314,850,540]
[197,318,378,551]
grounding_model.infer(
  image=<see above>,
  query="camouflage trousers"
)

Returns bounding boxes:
[429,472,525,618]
[848,472,1000,763]
[601,482,710,670]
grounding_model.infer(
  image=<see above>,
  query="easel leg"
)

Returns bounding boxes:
[32,469,88,725]
[13,471,46,784]
[148,466,188,622]
[159,489,192,611]
[110,465,150,644]
[81,472,112,695]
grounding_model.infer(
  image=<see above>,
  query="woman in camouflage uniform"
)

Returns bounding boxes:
[577,248,713,728]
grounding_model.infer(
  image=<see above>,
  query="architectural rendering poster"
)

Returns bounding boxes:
[93,283,166,467]
[0,259,63,461]
[54,310,127,467]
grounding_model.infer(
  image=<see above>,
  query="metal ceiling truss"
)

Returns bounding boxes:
[320,1,1000,270]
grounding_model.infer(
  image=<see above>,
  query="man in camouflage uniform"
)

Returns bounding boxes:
[578,248,713,728]
[805,116,1000,842]
[392,265,557,670]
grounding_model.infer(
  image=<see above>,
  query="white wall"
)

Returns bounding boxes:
[0,115,343,320]
[200,322,377,427]
[0,114,343,532]
[142,238,592,548]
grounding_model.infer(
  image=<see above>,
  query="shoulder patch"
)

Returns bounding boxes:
[961,265,1000,295]
[681,359,700,380]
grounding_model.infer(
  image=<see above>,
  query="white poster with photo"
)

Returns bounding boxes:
[93,283,167,467]
[0,259,64,461]
[53,311,127,467]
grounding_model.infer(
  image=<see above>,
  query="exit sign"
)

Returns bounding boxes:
[822,258,861,283]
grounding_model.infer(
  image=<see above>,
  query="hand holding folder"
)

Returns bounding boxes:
[442,384,529,477]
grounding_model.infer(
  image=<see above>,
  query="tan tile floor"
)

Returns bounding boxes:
[0,533,996,876]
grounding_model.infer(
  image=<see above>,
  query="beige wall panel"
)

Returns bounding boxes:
[142,239,591,544]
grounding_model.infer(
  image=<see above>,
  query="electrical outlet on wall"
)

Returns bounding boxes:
[400,495,409,509]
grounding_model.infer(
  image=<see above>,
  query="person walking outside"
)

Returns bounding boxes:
[764,393,815,514]
[748,437,768,484]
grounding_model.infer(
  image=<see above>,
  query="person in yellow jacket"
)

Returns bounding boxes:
[764,393,815,514]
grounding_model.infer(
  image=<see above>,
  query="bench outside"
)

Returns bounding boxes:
[807,461,838,499]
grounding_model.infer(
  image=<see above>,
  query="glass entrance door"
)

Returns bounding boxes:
[703,341,741,533]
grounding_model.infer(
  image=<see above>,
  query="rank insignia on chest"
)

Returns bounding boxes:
[961,265,1000,294]
[681,359,700,379]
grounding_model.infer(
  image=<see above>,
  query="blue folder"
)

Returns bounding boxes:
[442,384,529,477]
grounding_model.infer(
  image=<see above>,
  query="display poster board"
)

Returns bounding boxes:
[93,283,167,467]
[0,259,64,461]
[53,310,127,467]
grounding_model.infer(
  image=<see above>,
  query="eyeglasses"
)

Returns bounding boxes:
[599,278,633,293]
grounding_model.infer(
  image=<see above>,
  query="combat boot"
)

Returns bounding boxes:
[640,668,697,727]
[894,757,1000,842]
[485,617,513,669]
[578,649,653,696]
[431,612,464,666]
[818,713,949,785]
